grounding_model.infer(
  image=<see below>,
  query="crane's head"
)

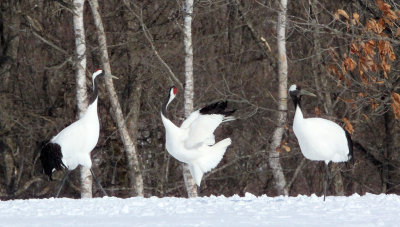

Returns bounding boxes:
[170,86,178,97]
[92,69,104,88]
[162,86,178,115]
[91,69,118,88]
[168,86,178,104]
[288,84,316,98]
[289,84,316,108]
[92,69,104,81]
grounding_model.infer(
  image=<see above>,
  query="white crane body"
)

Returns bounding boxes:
[161,86,234,186]
[39,69,116,197]
[293,106,350,164]
[289,84,353,201]
[51,98,99,170]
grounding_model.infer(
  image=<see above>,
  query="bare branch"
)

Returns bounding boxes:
[122,0,183,89]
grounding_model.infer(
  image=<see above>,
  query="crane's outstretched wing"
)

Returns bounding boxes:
[182,101,235,149]
[184,113,224,149]
[180,110,200,130]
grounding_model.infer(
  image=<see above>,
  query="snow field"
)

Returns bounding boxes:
[0,193,399,226]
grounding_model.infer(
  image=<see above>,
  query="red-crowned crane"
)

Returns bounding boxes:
[40,69,116,197]
[161,86,235,187]
[289,84,353,201]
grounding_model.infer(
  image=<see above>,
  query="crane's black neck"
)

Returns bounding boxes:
[89,74,102,105]
[162,92,171,117]
[290,93,302,109]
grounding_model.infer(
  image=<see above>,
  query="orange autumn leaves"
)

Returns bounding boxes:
[334,9,350,20]
[375,0,399,24]
[276,141,291,153]
[331,0,398,82]
[342,117,354,134]
[348,40,394,81]
[330,0,400,119]
[392,93,400,120]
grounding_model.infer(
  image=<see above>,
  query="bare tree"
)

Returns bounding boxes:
[73,0,92,198]
[308,0,344,196]
[268,0,289,196]
[181,0,198,198]
[89,0,144,197]
[121,0,146,197]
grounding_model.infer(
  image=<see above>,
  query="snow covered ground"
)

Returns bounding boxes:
[0,193,399,226]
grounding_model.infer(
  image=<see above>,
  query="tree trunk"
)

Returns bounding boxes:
[73,0,92,198]
[122,0,144,195]
[88,0,144,197]
[0,0,21,92]
[267,0,289,196]
[309,0,344,196]
[0,0,21,195]
[0,141,14,194]
[385,110,400,193]
[182,0,198,198]
[382,114,389,193]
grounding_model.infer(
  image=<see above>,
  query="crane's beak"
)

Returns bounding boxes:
[300,89,316,97]
[104,73,119,80]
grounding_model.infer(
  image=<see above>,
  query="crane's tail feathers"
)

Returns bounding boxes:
[345,130,354,163]
[39,142,64,180]
[197,138,231,174]
[189,138,232,186]
[189,164,203,186]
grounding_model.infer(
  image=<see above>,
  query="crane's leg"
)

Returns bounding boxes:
[324,163,329,201]
[90,168,108,197]
[55,170,71,198]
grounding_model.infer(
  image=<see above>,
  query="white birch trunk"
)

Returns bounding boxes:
[88,0,144,197]
[268,0,289,196]
[73,0,92,198]
[182,0,198,198]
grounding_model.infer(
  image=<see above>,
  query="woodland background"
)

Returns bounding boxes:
[0,0,399,199]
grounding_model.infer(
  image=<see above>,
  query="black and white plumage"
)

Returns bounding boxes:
[39,69,115,197]
[161,86,235,186]
[289,84,353,201]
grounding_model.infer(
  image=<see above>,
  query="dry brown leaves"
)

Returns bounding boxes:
[342,117,354,134]
[392,92,400,120]
[276,141,291,152]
